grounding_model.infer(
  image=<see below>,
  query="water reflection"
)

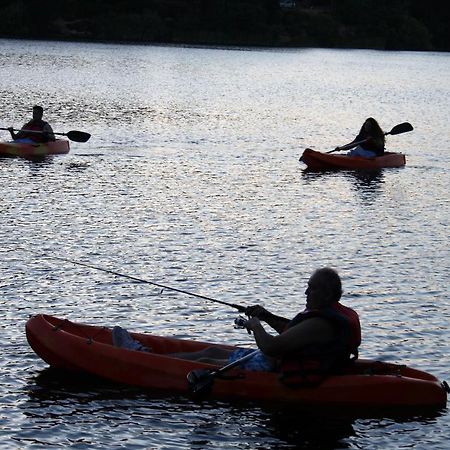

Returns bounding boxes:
[24,368,357,449]
[0,153,54,164]
[263,408,355,449]
[345,170,385,206]
[348,169,384,188]
[24,156,57,168]
[21,367,446,449]
[301,168,384,186]
[3,41,449,449]
[300,168,385,206]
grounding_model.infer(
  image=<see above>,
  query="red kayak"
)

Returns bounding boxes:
[25,315,448,410]
[300,148,406,171]
[0,139,70,158]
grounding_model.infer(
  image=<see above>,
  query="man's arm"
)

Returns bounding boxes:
[9,123,28,140]
[8,127,17,140]
[43,123,55,141]
[246,317,335,357]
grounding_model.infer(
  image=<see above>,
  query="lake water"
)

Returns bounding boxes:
[1,39,449,449]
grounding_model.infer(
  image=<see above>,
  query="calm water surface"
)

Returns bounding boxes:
[0,39,449,449]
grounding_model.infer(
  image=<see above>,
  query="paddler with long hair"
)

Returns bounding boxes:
[336,117,385,158]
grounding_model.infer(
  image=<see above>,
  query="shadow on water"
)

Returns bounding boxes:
[23,368,356,449]
[347,169,384,188]
[21,367,447,449]
[0,154,56,175]
[301,168,385,205]
[301,168,384,187]
[344,170,385,206]
[0,154,52,163]
[1,154,96,178]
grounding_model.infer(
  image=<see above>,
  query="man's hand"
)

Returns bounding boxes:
[243,316,261,332]
[245,305,271,320]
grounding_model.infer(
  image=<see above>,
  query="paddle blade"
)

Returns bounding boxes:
[387,122,413,136]
[66,130,91,142]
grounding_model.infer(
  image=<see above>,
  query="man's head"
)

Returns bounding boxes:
[32,105,44,120]
[305,267,342,309]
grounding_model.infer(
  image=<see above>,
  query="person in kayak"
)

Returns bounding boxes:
[166,267,361,374]
[8,105,55,144]
[336,117,385,158]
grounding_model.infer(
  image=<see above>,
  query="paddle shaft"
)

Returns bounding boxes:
[4,127,60,136]
[328,122,413,154]
[42,255,246,312]
[189,349,260,394]
[212,349,260,376]
[328,138,369,153]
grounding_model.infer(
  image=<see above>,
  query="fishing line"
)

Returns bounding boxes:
[39,254,246,313]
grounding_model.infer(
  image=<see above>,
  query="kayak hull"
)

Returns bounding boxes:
[26,315,447,410]
[0,139,70,158]
[300,148,406,171]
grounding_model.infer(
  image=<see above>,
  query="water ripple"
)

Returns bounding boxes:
[1,40,449,449]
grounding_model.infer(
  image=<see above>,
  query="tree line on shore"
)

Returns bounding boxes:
[0,0,448,52]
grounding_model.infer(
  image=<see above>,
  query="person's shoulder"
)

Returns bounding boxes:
[335,302,359,316]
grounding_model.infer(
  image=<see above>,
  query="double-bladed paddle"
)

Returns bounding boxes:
[1,127,91,143]
[328,122,413,154]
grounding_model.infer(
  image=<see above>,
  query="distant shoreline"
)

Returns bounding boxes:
[1,35,448,54]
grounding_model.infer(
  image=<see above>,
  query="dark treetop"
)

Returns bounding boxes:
[0,0,448,52]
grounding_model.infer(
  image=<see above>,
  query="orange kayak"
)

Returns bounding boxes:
[300,148,406,171]
[26,314,447,410]
[0,139,70,158]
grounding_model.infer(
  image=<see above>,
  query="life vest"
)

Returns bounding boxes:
[20,119,50,143]
[278,302,361,387]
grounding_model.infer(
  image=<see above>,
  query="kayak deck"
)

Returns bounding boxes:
[26,315,448,410]
[0,139,70,158]
[300,148,406,171]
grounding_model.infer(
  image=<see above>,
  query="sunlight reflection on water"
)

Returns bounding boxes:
[1,39,449,449]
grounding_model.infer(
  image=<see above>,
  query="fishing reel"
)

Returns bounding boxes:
[234,315,251,334]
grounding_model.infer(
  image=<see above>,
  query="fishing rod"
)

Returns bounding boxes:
[43,255,247,313]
